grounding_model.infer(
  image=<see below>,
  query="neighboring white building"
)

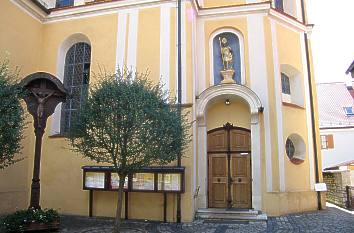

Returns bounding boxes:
[318,61,354,170]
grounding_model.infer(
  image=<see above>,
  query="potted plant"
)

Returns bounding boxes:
[1,208,60,232]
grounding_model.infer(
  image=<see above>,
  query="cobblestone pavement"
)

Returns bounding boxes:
[56,206,354,233]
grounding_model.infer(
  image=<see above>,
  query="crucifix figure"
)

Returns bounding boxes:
[31,90,55,128]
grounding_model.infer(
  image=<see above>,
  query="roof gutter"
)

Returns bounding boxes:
[300,0,322,210]
[176,0,182,224]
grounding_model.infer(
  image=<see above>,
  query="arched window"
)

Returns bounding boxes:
[212,32,242,85]
[61,42,91,134]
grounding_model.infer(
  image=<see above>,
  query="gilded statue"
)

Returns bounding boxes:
[219,37,233,70]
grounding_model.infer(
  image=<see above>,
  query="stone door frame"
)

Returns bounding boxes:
[196,84,263,210]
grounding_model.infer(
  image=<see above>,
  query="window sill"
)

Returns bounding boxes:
[282,102,305,110]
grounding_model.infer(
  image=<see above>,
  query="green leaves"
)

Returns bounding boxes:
[0,60,25,170]
[68,69,190,175]
[1,208,59,232]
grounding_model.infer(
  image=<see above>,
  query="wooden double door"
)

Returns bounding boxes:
[208,123,252,209]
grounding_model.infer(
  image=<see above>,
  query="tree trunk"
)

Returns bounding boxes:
[114,174,126,233]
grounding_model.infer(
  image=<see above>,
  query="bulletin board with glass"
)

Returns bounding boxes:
[82,166,185,193]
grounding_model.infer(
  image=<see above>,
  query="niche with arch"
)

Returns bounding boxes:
[280,64,304,107]
[210,29,244,85]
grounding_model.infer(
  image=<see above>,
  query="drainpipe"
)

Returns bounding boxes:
[300,0,322,210]
[176,0,182,223]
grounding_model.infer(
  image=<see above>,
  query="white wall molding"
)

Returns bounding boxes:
[159,4,172,94]
[321,127,354,133]
[300,32,315,190]
[196,18,206,95]
[44,0,175,23]
[126,9,139,71]
[208,28,246,86]
[196,84,262,120]
[182,2,187,103]
[191,5,198,212]
[11,0,312,35]
[116,11,128,70]
[247,14,273,192]
[270,19,285,192]
[196,1,270,18]
[268,9,312,33]
[10,0,46,22]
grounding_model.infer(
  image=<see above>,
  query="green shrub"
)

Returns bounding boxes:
[0,60,26,170]
[1,208,59,232]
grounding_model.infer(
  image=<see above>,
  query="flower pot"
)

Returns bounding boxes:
[23,219,60,232]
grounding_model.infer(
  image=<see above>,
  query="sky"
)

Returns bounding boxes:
[307,0,354,84]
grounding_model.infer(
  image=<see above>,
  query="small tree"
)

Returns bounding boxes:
[0,60,25,170]
[68,70,190,232]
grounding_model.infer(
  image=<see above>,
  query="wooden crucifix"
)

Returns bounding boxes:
[21,72,68,209]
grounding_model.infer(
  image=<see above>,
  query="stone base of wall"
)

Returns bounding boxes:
[263,191,319,216]
[323,171,350,208]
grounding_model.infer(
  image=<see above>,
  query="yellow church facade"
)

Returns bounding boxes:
[0,0,324,222]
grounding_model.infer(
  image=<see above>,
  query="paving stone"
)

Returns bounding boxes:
[56,207,354,233]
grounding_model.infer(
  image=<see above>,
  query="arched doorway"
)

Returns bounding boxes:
[208,123,251,208]
[196,84,263,210]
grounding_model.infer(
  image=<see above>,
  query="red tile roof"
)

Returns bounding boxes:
[317,82,354,128]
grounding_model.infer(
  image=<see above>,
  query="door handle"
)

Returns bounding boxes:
[238,178,242,183]
[217,178,221,183]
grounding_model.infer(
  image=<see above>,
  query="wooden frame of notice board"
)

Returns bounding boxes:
[82,166,185,222]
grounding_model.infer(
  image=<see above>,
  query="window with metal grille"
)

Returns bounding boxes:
[281,72,291,95]
[56,0,74,8]
[61,42,91,134]
[274,0,284,12]
[285,138,295,159]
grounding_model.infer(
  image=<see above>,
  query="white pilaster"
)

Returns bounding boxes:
[116,11,128,70]
[126,9,139,71]
[300,32,315,190]
[182,2,187,103]
[247,14,273,192]
[270,20,285,192]
[160,4,171,93]
[191,4,198,210]
[251,113,262,210]
[197,123,208,208]
[196,18,206,95]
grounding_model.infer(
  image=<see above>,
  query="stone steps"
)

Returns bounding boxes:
[195,208,267,221]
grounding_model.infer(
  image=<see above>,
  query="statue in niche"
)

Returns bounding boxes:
[218,37,235,84]
[219,37,233,70]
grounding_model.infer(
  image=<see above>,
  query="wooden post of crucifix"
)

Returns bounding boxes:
[21,72,68,209]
